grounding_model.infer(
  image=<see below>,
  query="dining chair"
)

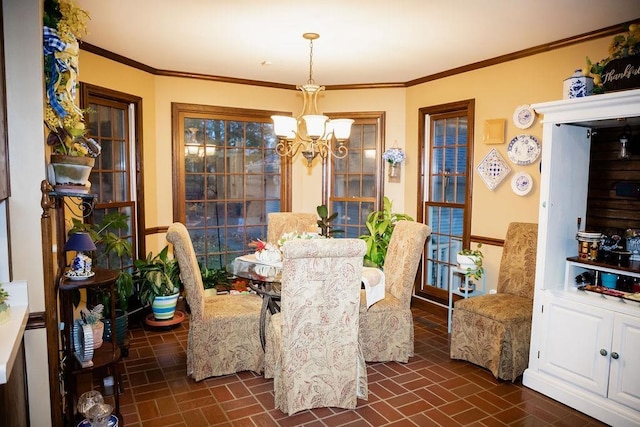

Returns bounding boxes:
[166,222,264,380]
[358,220,431,363]
[266,212,318,244]
[264,238,367,415]
[450,222,538,381]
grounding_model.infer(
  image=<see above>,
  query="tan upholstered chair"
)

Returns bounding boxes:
[166,222,264,380]
[264,238,367,415]
[266,212,318,244]
[450,222,538,381]
[358,220,431,363]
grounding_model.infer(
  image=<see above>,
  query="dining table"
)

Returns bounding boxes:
[230,254,385,350]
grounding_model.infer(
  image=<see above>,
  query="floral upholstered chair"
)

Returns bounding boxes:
[266,212,318,244]
[450,222,538,381]
[166,222,264,380]
[264,238,367,415]
[358,220,431,363]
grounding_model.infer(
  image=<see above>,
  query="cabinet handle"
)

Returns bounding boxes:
[600,348,608,356]
[611,352,619,360]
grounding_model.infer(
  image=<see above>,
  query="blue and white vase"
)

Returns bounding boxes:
[563,69,594,99]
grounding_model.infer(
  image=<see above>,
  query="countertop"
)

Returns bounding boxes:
[0,280,29,384]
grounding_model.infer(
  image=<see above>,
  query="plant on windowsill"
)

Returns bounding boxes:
[457,243,484,282]
[359,196,414,268]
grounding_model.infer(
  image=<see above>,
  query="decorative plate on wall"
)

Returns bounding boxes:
[511,172,533,196]
[476,148,511,191]
[507,134,541,165]
[513,105,535,129]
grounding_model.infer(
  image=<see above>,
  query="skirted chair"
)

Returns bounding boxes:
[266,212,318,244]
[264,238,368,415]
[450,222,538,381]
[358,220,432,363]
[166,222,264,380]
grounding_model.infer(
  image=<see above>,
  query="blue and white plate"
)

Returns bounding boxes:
[77,415,118,427]
[513,105,535,129]
[507,135,540,165]
[511,172,533,196]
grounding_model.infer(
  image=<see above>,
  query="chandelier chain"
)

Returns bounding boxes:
[308,38,315,85]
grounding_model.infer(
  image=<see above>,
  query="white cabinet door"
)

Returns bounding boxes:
[539,297,612,396]
[609,313,640,411]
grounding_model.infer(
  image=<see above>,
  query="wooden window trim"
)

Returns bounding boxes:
[171,102,292,222]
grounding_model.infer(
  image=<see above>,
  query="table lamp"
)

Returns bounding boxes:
[64,232,97,277]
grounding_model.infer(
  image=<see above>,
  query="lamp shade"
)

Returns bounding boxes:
[303,115,329,138]
[271,115,297,139]
[64,232,97,252]
[330,119,354,140]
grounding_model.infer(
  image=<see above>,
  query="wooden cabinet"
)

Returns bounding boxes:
[538,295,640,411]
[523,89,640,427]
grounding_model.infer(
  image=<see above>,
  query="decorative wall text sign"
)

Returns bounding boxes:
[602,56,640,92]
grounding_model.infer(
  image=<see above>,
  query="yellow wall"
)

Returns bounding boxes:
[80,36,611,263]
[405,37,611,283]
[79,52,408,253]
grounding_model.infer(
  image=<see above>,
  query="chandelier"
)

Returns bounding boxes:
[272,33,353,167]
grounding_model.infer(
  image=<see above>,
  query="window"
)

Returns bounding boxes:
[172,103,288,270]
[328,112,384,237]
[417,100,474,305]
[82,84,142,269]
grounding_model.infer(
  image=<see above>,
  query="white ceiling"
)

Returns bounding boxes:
[75,0,639,87]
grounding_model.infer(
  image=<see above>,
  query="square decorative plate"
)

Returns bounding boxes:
[477,148,511,190]
[483,119,505,144]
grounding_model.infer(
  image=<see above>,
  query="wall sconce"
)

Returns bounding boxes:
[619,125,631,160]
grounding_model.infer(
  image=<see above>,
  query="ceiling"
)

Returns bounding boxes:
[75,0,639,87]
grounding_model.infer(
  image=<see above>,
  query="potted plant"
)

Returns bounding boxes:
[0,285,9,325]
[68,212,134,349]
[359,196,414,267]
[316,204,344,238]
[457,243,484,282]
[44,0,101,191]
[200,264,234,295]
[80,304,104,349]
[134,246,181,320]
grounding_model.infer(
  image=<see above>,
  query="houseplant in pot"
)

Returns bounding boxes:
[68,211,134,349]
[359,196,414,268]
[135,246,181,320]
[44,0,100,191]
[457,243,484,290]
[80,304,104,349]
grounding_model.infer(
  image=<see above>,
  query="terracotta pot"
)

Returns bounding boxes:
[50,154,95,188]
[91,322,104,349]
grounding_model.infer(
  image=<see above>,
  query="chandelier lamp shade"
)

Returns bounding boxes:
[271,33,354,166]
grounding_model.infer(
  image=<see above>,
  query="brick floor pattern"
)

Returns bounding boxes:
[109,306,608,426]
